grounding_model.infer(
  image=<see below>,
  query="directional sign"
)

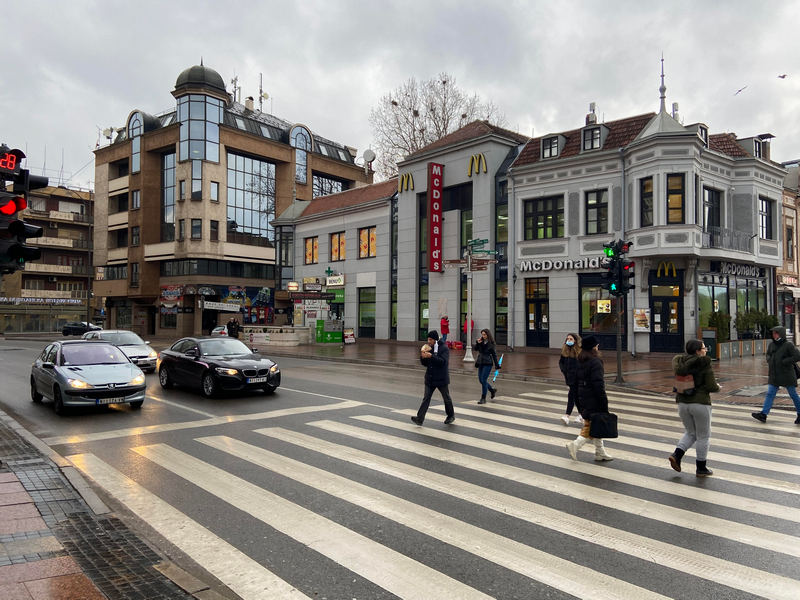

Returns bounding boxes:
[472,249,498,254]
[443,259,468,266]
[467,238,489,246]
[470,265,489,271]
[471,258,498,265]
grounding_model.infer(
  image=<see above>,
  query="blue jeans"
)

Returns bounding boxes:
[760,384,800,414]
[478,365,493,398]
[440,333,448,344]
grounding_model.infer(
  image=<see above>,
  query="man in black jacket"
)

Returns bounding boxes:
[412,330,455,425]
[752,326,800,423]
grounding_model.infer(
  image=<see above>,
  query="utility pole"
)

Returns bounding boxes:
[464,251,474,362]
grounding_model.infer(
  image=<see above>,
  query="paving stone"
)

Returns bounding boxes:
[23,573,106,600]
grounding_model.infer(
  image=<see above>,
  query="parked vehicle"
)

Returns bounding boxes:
[30,340,146,415]
[62,321,101,336]
[81,330,157,373]
[157,336,280,397]
[210,326,228,336]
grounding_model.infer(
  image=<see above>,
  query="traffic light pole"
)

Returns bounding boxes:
[615,295,625,384]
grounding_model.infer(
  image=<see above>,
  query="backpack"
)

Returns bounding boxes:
[673,374,695,396]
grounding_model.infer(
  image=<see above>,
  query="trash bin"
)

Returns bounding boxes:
[701,327,717,359]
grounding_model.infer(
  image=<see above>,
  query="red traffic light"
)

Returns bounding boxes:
[0,195,26,215]
[622,261,634,271]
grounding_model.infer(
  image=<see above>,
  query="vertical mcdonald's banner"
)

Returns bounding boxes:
[428,162,444,272]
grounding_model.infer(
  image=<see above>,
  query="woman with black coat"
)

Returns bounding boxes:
[558,333,582,425]
[565,335,613,461]
[474,328,500,404]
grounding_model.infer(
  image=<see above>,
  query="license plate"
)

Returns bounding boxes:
[97,397,125,405]
[247,377,268,384]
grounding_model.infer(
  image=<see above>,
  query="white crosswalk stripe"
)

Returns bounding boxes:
[64,389,800,600]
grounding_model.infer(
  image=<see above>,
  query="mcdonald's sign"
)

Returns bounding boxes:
[467,153,487,177]
[656,261,677,278]
[398,172,414,193]
[428,163,444,272]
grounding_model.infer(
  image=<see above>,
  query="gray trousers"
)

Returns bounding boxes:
[676,403,712,461]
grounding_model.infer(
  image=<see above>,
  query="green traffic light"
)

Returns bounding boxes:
[603,246,615,257]
[610,282,618,291]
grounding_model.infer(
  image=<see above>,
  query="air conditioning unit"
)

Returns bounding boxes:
[48,276,58,283]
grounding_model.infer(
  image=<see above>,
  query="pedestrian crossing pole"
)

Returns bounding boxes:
[463,251,474,362]
[615,295,625,383]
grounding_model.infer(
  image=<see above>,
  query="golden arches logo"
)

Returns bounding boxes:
[656,261,677,278]
[398,173,414,193]
[467,154,487,177]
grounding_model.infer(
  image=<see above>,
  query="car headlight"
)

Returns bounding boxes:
[67,378,92,389]
[269,364,279,373]
[128,374,145,386]
[215,367,238,376]
[147,350,157,359]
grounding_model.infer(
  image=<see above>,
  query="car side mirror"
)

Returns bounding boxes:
[185,348,198,358]
[251,347,258,353]
[145,341,151,345]
[42,362,55,369]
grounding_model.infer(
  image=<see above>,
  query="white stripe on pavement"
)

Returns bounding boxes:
[201,435,670,600]
[67,452,307,599]
[132,443,493,600]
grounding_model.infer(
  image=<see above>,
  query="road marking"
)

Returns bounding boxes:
[200,434,671,600]
[146,395,217,417]
[250,426,800,600]
[67,452,306,599]
[42,400,362,445]
[326,416,800,558]
[132,443,493,600]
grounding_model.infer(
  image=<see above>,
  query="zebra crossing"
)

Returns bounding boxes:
[64,388,800,600]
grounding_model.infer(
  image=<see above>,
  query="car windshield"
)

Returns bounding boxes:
[61,344,130,366]
[199,338,251,356]
[101,332,145,345]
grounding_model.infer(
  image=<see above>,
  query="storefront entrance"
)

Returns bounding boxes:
[649,267,684,353]
[525,278,549,347]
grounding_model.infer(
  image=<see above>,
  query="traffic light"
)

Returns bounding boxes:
[601,240,619,294]
[616,239,634,295]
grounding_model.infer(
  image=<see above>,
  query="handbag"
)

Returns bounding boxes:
[673,374,696,396]
[589,412,618,438]
[794,363,800,379]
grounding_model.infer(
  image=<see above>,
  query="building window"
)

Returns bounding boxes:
[290,125,312,184]
[753,139,762,159]
[177,93,223,162]
[210,181,219,202]
[191,160,202,200]
[161,153,176,242]
[128,112,142,173]
[226,151,276,246]
[178,219,185,241]
[583,128,600,150]
[304,236,318,264]
[131,226,140,247]
[585,189,608,235]
[759,197,774,239]
[131,190,140,210]
[358,226,377,258]
[579,275,625,337]
[640,177,653,227]
[179,180,186,201]
[542,137,559,159]
[210,220,219,241]
[703,187,721,229]
[115,229,128,248]
[191,219,202,240]
[698,126,708,147]
[358,287,376,338]
[330,231,346,261]
[312,174,345,198]
[524,195,564,240]
[787,226,794,260]
[130,262,139,287]
[667,173,685,224]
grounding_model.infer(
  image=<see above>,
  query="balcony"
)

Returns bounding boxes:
[701,227,754,253]
[22,209,92,225]
[20,289,88,300]
[108,175,129,194]
[37,236,93,250]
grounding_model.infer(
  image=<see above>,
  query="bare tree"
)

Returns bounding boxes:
[369,73,506,179]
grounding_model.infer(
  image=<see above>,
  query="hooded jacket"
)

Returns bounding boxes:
[766,326,800,387]
[420,341,450,387]
[672,353,719,405]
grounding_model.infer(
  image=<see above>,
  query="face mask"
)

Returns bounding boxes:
[566,340,575,347]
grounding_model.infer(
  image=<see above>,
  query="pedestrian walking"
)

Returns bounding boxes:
[669,339,719,477]
[558,333,583,425]
[440,315,450,344]
[411,330,455,426]
[752,325,800,424]
[226,318,235,337]
[462,317,474,344]
[565,335,613,461]
[474,328,500,404]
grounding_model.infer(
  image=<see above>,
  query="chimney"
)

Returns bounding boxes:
[245,96,254,111]
[586,102,597,125]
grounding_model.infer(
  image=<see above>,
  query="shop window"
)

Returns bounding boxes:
[524,195,564,240]
[330,231,346,261]
[304,236,318,264]
[640,177,653,227]
[358,226,377,258]
[697,282,728,327]
[579,279,624,336]
[358,287,376,338]
[667,173,685,224]
[585,189,608,235]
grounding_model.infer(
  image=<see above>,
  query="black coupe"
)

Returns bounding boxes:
[157,337,280,397]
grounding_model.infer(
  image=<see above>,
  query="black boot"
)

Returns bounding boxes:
[489,386,497,399]
[478,397,486,404]
[696,460,713,477]
[668,447,685,472]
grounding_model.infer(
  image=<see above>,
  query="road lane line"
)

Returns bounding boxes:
[201,434,671,600]
[42,400,362,445]
[146,395,217,417]
[66,452,306,599]
[320,416,800,558]
[250,427,800,600]
[132,443,493,600]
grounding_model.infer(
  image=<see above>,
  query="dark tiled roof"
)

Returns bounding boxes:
[514,113,655,167]
[405,120,529,160]
[300,178,398,219]
[708,133,750,158]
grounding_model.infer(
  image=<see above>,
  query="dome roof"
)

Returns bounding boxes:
[174,64,226,93]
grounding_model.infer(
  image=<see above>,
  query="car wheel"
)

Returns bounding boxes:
[201,372,217,398]
[159,366,173,389]
[30,378,43,403]
[262,385,277,395]
[129,400,144,410]
[53,386,66,416]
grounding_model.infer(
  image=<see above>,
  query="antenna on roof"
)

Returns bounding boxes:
[230,74,240,103]
[361,149,376,175]
[659,54,667,113]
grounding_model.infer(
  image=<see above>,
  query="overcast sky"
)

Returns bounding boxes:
[5,0,800,190]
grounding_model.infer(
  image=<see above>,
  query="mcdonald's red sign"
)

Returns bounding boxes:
[428,163,444,272]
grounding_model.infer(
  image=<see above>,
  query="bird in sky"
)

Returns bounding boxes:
[778,74,788,79]
[734,85,748,95]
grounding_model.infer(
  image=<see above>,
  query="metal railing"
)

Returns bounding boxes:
[701,226,753,252]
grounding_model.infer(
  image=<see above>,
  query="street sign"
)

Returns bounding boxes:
[470,265,489,271]
[467,238,488,246]
[472,249,498,254]
[471,258,498,265]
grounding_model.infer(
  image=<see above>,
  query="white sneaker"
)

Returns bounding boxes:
[560,415,570,425]
[574,415,584,424]
[565,441,578,460]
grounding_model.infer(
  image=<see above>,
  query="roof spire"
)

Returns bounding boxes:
[659,54,667,113]
[200,57,204,66]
